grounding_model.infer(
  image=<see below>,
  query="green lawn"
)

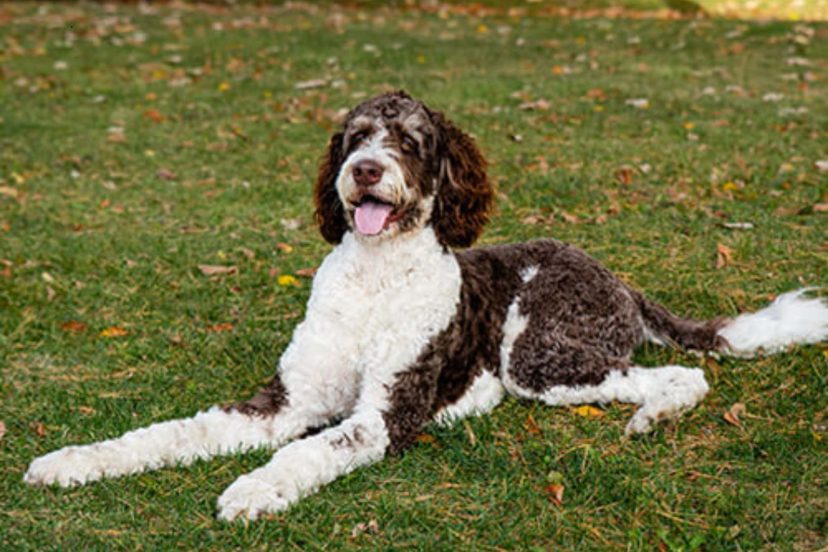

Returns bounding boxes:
[1,2,826,550]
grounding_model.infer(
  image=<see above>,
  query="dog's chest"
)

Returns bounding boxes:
[310,230,462,376]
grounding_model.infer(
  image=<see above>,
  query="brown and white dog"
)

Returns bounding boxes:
[25,91,828,520]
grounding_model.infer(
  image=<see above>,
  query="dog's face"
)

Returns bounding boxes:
[313,91,493,248]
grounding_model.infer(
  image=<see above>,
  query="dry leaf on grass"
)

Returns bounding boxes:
[198,264,238,276]
[0,420,5,442]
[206,323,234,333]
[99,326,128,338]
[544,484,565,506]
[296,267,318,278]
[31,421,46,437]
[61,320,87,333]
[724,402,746,427]
[716,243,734,269]
[351,519,379,538]
[525,413,541,435]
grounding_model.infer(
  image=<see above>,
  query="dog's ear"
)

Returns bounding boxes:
[313,131,349,244]
[430,111,493,248]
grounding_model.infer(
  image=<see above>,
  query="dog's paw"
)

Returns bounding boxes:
[24,447,100,487]
[216,475,292,521]
[625,367,709,436]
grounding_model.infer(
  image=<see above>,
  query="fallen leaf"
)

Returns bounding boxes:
[560,211,579,224]
[815,160,828,172]
[77,406,96,415]
[237,247,255,260]
[571,405,605,418]
[416,433,436,445]
[157,168,177,181]
[813,203,828,213]
[614,167,634,185]
[295,78,327,90]
[716,243,734,269]
[198,264,238,276]
[100,326,128,338]
[31,421,46,437]
[280,217,301,230]
[351,519,380,538]
[722,222,754,230]
[0,186,19,199]
[296,267,318,278]
[277,274,300,287]
[625,98,649,109]
[207,323,234,333]
[0,420,5,442]
[276,242,294,254]
[518,99,551,111]
[525,413,541,435]
[724,402,746,427]
[143,108,165,123]
[60,320,87,333]
[544,484,564,506]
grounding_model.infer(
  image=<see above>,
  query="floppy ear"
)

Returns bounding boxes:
[430,112,493,248]
[313,131,349,244]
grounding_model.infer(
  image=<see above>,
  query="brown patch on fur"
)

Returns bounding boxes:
[329,424,367,451]
[227,374,289,416]
[313,131,349,244]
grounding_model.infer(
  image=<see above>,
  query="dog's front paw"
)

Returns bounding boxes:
[24,447,100,487]
[216,475,292,521]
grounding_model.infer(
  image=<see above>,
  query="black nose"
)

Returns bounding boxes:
[352,159,384,187]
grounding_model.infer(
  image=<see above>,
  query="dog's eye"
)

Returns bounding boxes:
[400,134,418,154]
[350,131,368,148]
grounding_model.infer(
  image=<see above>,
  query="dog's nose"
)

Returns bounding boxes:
[352,160,384,187]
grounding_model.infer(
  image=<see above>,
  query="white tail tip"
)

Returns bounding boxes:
[718,289,828,357]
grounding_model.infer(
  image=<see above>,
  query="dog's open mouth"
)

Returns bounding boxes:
[352,195,405,236]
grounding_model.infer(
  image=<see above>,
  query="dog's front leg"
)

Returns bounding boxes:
[23,392,317,488]
[216,406,390,521]
[216,356,443,521]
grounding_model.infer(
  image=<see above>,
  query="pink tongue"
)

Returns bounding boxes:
[355,200,394,235]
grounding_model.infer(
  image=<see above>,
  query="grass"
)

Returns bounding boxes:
[1,1,826,550]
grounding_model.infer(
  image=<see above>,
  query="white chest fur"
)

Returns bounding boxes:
[277,228,462,414]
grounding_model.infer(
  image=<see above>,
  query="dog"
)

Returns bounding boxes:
[25,91,828,521]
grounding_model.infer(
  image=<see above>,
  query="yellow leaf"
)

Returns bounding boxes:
[100,326,128,338]
[571,405,604,418]
[476,24,489,34]
[722,181,739,192]
[277,274,299,287]
[218,82,231,92]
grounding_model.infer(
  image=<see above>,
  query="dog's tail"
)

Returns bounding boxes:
[633,288,828,357]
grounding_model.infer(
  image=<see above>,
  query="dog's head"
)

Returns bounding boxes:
[313,91,492,248]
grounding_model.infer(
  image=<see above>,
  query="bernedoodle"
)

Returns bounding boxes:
[25,91,828,521]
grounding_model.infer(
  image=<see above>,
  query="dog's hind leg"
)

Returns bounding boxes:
[499,299,709,435]
[433,369,504,426]
[532,366,709,435]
